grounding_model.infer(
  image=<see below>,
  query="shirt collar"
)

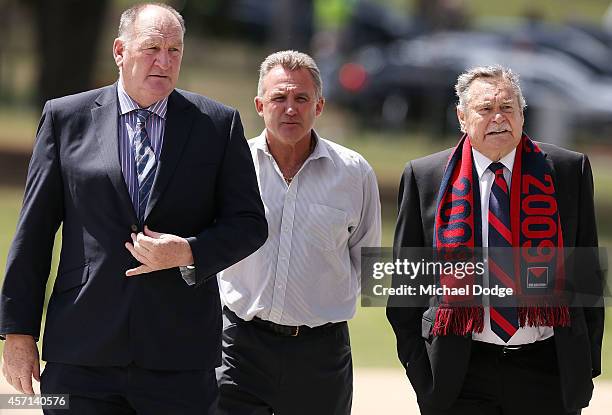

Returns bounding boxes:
[472,147,516,179]
[117,78,168,120]
[253,129,335,166]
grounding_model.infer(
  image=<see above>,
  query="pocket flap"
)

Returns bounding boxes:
[54,264,89,293]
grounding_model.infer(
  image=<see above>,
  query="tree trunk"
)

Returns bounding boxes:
[32,0,109,107]
[270,0,314,53]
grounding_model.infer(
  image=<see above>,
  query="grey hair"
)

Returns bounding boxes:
[118,3,185,41]
[257,50,323,99]
[455,65,526,111]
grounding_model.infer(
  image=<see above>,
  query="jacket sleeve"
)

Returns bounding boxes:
[0,100,64,339]
[576,154,604,378]
[386,162,428,368]
[186,110,267,285]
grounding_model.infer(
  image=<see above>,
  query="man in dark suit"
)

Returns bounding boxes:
[387,65,603,415]
[0,3,267,414]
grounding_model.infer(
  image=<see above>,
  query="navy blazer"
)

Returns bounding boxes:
[0,84,267,370]
[387,142,604,412]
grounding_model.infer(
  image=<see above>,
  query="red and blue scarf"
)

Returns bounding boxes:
[432,134,570,336]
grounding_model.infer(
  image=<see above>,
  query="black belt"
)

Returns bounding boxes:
[223,306,344,337]
[472,336,555,356]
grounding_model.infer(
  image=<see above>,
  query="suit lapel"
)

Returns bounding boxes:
[91,85,138,222]
[145,90,194,219]
[542,148,555,181]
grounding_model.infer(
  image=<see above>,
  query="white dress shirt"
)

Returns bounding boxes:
[471,147,554,345]
[218,131,382,327]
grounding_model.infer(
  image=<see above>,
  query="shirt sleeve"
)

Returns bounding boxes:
[348,164,382,288]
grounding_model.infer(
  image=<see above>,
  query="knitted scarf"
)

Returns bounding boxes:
[432,134,570,336]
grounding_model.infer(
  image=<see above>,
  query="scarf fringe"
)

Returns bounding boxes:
[432,306,484,336]
[519,306,570,328]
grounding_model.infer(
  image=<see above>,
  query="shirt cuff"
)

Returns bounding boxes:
[179,265,196,286]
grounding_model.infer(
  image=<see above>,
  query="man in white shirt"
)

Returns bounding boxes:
[387,65,603,415]
[216,50,381,415]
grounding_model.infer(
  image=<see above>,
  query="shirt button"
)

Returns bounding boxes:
[131,224,139,232]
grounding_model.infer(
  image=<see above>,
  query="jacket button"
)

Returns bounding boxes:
[131,224,139,232]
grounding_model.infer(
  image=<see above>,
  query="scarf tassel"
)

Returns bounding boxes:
[432,306,484,336]
[519,306,570,328]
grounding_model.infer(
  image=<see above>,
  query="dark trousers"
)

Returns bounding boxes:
[216,308,353,415]
[41,362,218,414]
[418,338,580,415]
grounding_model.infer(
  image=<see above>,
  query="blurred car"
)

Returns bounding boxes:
[477,17,612,79]
[321,30,612,144]
[337,0,418,53]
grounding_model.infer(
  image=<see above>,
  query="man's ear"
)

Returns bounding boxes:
[254,96,264,117]
[456,105,466,133]
[113,38,125,68]
[315,96,325,117]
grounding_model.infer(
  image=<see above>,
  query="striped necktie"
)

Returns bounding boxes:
[133,109,156,223]
[487,162,519,342]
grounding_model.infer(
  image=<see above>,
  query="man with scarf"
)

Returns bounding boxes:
[387,65,603,415]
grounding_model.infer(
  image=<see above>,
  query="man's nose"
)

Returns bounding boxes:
[156,51,170,69]
[285,103,297,116]
[492,112,505,122]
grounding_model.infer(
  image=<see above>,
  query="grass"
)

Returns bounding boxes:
[0,107,38,153]
[0,188,23,270]
[465,0,610,23]
[378,0,611,23]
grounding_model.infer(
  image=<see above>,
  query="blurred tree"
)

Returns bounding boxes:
[181,0,315,51]
[270,0,314,52]
[180,0,234,37]
[0,0,19,103]
[414,0,469,31]
[29,0,109,107]
[315,0,352,30]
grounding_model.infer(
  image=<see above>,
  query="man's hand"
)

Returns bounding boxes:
[2,334,39,394]
[125,226,194,276]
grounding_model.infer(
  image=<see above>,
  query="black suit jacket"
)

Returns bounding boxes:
[0,84,267,370]
[386,142,604,411]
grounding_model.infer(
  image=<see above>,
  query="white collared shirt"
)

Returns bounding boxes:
[471,147,554,345]
[218,131,382,327]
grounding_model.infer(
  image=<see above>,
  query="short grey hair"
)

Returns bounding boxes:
[118,3,186,41]
[257,50,323,99]
[455,65,526,111]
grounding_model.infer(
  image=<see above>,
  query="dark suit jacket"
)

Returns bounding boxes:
[386,142,604,411]
[0,84,267,371]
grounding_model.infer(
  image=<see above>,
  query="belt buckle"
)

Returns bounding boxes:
[291,326,299,336]
[502,345,521,355]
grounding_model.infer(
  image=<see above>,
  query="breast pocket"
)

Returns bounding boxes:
[304,203,349,251]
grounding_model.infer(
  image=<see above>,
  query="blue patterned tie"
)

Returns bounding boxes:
[488,162,519,342]
[133,109,156,223]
